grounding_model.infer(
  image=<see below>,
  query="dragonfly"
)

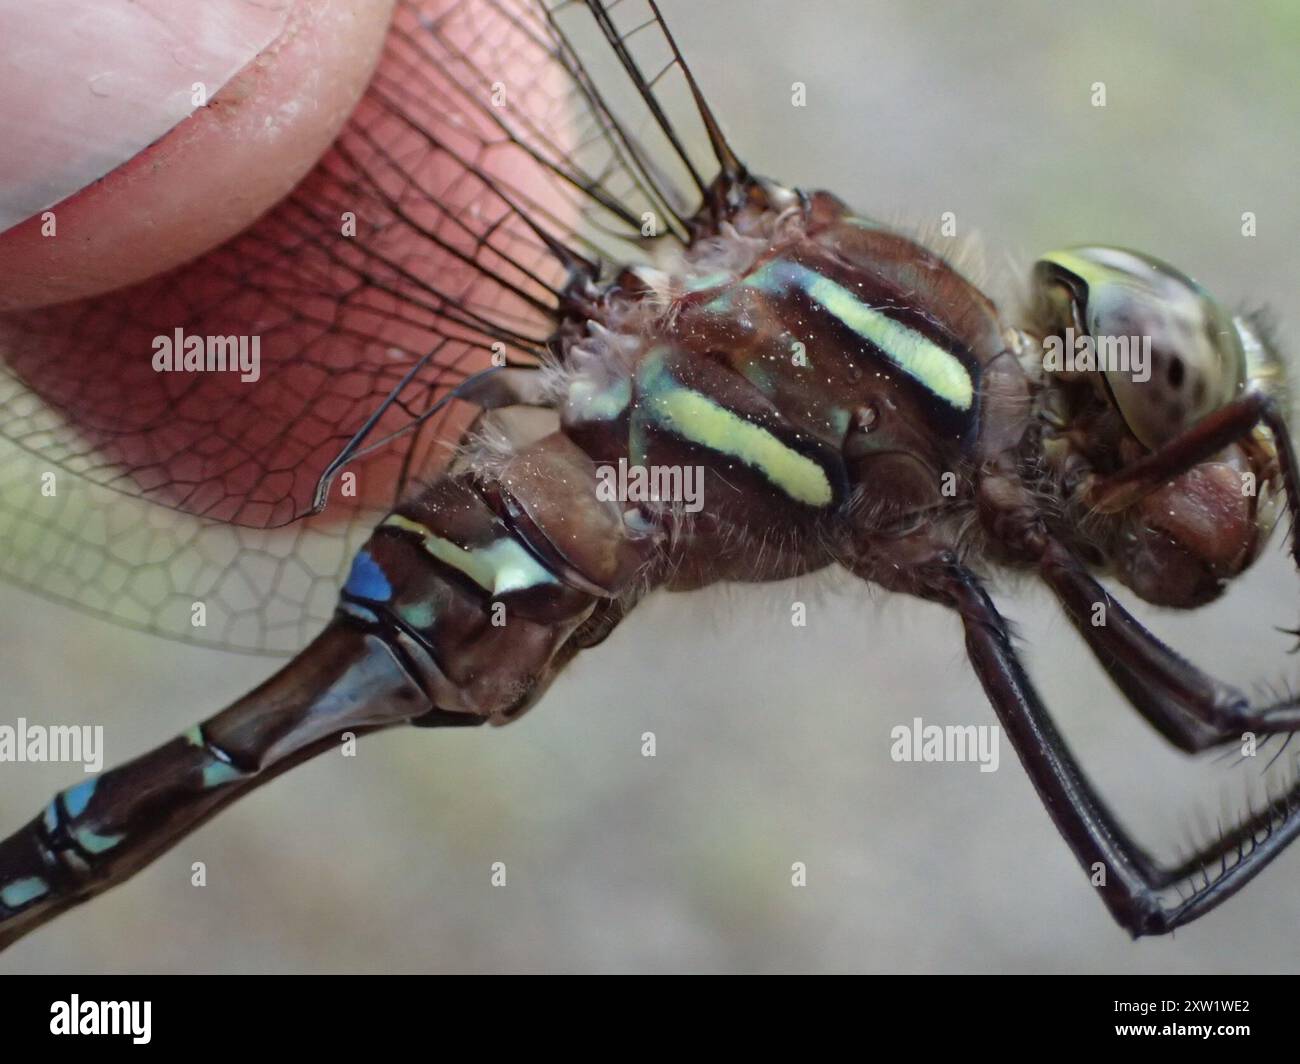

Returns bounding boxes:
[1,0,1299,960]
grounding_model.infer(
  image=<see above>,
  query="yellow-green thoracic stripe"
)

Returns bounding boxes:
[383,514,558,595]
[744,260,974,411]
[636,351,834,508]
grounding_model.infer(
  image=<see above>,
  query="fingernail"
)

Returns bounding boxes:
[0,0,292,232]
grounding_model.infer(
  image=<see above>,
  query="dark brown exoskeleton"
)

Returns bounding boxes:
[2,0,1298,948]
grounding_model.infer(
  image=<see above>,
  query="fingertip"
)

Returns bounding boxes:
[0,0,396,311]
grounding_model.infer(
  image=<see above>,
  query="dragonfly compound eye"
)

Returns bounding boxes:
[1033,246,1246,449]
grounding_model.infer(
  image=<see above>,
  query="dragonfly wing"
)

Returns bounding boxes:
[0,0,748,652]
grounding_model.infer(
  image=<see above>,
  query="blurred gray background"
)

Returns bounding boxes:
[2,0,1299,972]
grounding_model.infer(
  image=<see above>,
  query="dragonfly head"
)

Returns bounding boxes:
[1030,245,1290,606]
[1033,246,1253,449]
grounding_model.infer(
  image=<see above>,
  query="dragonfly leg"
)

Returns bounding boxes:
[453,366,552,410]
[1039,539,1300,750]
[944,558,1300,935]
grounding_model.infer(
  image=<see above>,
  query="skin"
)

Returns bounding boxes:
[0,0,551,524]
[0,0,396,312]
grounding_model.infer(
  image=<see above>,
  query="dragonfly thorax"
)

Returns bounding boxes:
[556,188,1028,580]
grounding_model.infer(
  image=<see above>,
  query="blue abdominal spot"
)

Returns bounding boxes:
[343,550,393,603]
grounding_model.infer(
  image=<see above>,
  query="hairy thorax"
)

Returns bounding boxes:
[544,189,1033,588]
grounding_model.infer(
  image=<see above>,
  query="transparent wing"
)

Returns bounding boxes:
[0,0,746,653]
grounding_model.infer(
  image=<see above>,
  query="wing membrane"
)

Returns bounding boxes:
[0,0,744,651]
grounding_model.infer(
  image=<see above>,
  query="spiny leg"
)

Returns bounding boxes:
[1051,389,1300,750]
[1040,540,1300,752]
[945,559,1300,935]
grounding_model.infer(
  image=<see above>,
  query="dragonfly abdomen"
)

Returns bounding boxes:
[340,430,660,724]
